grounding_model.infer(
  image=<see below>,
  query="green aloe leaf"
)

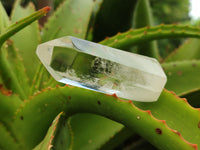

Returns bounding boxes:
[36,110,123,150]
[10,86,199,150]
[49,113,72,150]
[11,0,41,80]
[99,24,200,49]
[0,87,22,127]
[133,0,159,59]
[1,40,30,97]
[41,0,95,42]
[0,6,50,99]
[133,89,200,149]
[0,2,10,83]
[164,39,200,62]
[33,113,64,150]
[0,6,50,47]
[0,1,10,34]
[29,65,46,95]
[0,123,21,150]
[162,60,200,96]
[86,0,103,41]
[67,114,123,150]
[0,42,29,99]
[99,127,134,150]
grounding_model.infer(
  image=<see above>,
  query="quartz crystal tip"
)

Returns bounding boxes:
[36,36,167,102]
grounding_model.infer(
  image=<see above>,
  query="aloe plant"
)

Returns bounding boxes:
[0,0,200,150]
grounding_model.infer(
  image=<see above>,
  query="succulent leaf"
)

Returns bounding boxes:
[10,86,199,150]
[162,60,200,96]
[41,0,95,42]
[10,0,41,80]
[86,0,103,41]
[0,90,22,127]
[50,113,72,150]
[29,64,46,95]
[4,40,30,94]
[0,123,21,150]
[133,0,159,59]
[0,1,10,34]
[0,6,50,47]
[33,113,63,150]
[99,24,200,49]
[68,114,123,150]
[99,127,134,150]
[133,89,200,149]
[164,39,200,62]
[30,63,58,96]
[0,42,29,99]
[0,6,50,99]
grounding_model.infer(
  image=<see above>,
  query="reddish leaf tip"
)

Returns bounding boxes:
[128,100,133,104]
[112,93,118,98]
[160,120,166,124]
[0,84,12,96]
[43,7,51,13]
[146,110,152,115]
[171,129,198,150]
[191,144,198,150]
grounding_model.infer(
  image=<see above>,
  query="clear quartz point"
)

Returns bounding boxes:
[36,36,167,102]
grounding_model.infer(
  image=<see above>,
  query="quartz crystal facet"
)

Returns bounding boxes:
[36,36,167,102]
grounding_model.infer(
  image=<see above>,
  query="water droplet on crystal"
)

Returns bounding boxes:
[36,36,167,102]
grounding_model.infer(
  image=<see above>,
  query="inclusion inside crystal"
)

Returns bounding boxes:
[36,36,167,102]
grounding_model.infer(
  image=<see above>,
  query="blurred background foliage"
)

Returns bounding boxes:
[0,0,194,59]
[151,0,190,24]
[151,0,191,59]
[1,0,191,24]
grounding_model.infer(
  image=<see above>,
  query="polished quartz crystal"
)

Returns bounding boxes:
[36,36,167,102]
